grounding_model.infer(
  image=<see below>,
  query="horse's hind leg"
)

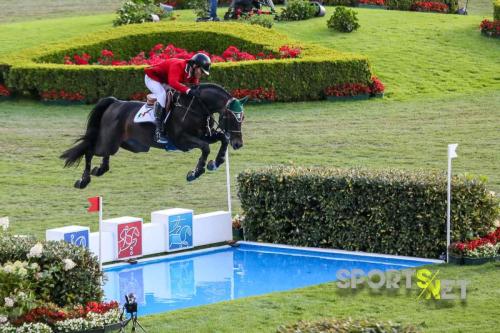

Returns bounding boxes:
[91,156,110,177]
[74,152,93,189]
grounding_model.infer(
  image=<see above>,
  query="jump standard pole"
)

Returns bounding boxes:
[447,143,458,263]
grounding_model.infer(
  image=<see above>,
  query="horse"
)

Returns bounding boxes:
[60,83,246,189]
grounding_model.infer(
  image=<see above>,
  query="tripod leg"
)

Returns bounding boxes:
[133,318,147,333]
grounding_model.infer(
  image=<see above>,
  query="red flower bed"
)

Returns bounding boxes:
[359,0,385,6]
[450,227,500,254]
[370,76,385,94]
[63,44,301,66]
[324,83,371,97]
[324,77,385,97]
[410,1,449,13]
[0,83,11,96]
[480,19,500,37]
[232,87,277,102]
[12,301,119,325]
[40,90,85,101]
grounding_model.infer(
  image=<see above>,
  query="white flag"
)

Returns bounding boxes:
[448,144,458,159]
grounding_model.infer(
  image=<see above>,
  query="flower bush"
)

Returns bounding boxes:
[327,7,360,33]
[232,215,245,230]
[232,87,277,102]
[40,90,85,102]
[0,322,52,333]
[0,84,11,97]
[0,301,120,332]
[324,77,385,97]
[276,0,317,21]
[114,0,168,26]
[62,44,300,67]
[359,0,386,5]
[370,76,385,95]
[450,226,500,258]
[0,234,103,307]
[410,1,449,12]
[479,19,500,38]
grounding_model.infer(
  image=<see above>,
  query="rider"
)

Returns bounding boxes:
[144,53,211,144]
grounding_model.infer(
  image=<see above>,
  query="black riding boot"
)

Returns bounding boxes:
[154,103,168,144]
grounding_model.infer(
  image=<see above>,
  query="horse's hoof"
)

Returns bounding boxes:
[207,160,217,171]
[74,178,90,189]
[186,171,197,182]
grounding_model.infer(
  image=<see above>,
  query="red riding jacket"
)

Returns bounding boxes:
[144,58,199,94]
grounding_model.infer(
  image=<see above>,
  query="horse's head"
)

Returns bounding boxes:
[221,96,247,150]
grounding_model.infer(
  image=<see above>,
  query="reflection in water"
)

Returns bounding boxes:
[104,244,432,316]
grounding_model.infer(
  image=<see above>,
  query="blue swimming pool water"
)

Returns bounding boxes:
[103,242,438,316]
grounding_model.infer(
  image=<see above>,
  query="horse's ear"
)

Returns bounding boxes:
[239,96,249,105]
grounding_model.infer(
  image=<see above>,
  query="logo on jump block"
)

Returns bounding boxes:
[118,221,143,259]
[168,213,193,251]
[63,230,89,248]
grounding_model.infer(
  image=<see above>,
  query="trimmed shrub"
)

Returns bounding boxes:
[237,167,499,258]
[327,6,360,32]
[495,0,500,20]
[239,13,275,28]
[114,0,168,26]
[276,0,318,21]
[277,318,420,333]
[3,22,372,102]
[0,234,103,307]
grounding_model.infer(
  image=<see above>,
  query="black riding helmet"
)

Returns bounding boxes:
[189,53,211,75]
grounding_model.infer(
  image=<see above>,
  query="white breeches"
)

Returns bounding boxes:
[145,75,171,108]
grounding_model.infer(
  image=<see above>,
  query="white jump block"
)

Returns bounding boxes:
[151,208,194,252]
[101,216,143,260]
[142,223,166,255]
[46,225,90,248]
[193,211,232,247]
[89,231,115,263]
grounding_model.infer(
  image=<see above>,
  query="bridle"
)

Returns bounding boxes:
[174,95,244,138]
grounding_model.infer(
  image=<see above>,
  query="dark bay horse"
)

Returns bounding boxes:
[61,84,245,189]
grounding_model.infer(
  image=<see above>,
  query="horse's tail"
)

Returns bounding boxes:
[60,97,117,167]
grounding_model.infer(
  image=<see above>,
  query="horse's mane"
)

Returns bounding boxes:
[197,83,231,99]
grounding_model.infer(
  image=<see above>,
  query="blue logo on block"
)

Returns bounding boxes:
[168,213,193,250]
[64,230,89,248]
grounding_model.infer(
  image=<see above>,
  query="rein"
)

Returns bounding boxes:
[174,94,243,137]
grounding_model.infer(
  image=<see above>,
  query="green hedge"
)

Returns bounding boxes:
[0,233,103,307]
[494,0,500,20]
[2,22,372,103]
[237,167,499,258]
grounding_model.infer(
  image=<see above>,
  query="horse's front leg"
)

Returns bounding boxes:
[179,135,210,182]
[207,133,229,171]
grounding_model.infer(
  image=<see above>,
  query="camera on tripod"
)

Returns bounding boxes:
[119,293,146,332]
[124,293,138,314]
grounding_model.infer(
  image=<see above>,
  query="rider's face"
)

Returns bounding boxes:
[193,66,203,79]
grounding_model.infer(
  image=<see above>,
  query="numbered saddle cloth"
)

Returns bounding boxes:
[133,104,156,124]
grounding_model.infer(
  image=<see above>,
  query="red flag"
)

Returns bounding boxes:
[87,196,100,213]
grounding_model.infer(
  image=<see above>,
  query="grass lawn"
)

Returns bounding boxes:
[0,1,499,332]
[132,262,500,332]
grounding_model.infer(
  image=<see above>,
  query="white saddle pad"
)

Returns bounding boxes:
[133,104,156,124]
